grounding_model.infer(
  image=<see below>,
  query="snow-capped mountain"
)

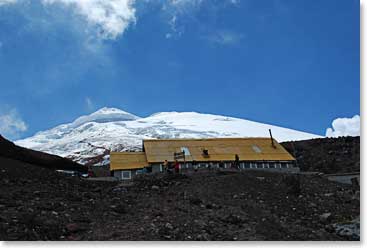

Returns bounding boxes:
[15,107,323,165]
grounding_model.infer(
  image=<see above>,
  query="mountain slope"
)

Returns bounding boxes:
[0,135,86,172]
[16,107,323,165]
[282,136,360,173]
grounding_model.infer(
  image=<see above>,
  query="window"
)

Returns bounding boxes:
[281,163,287,169]
[244,163,250,169]
[269,163,275,169]
[181,147,191,156]
[252,145,262,153]
[121,171,131,179]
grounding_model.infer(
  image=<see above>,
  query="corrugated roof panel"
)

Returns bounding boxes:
[110,152,148,170]
[143,138,295,163]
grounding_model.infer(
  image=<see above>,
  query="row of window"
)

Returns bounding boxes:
[116,161,294,179]
[162,162,293,169]
[242,162,290,169]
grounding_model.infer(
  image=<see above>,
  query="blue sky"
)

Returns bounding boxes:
[0,0,360,140]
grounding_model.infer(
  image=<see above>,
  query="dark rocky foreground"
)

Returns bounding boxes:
[0,157,359,241]
[282,136,360,173]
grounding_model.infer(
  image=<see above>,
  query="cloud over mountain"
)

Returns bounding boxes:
[0,0,241,40]
[42,0,136,40]
[326,115,360,137]
[0,108,27,140]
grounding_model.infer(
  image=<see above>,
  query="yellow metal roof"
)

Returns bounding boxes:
[143,137,295,163]
[110,152,148,170]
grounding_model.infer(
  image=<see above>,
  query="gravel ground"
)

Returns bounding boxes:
[0,157,359,241]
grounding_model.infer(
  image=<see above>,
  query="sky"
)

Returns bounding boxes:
[0,0,360,140]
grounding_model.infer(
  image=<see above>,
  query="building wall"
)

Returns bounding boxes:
[113,169,139,180]
[152,164,163,173]
[113,160,298,180]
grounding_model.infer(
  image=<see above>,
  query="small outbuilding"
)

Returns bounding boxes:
[110,152,148,180]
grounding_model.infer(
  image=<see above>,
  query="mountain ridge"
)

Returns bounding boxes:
[0,135,86,172]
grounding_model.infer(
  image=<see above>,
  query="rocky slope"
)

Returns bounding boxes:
[282,136,360,173]
[16,107,323,165]
[0,135,86,173]
[0,165,359,241]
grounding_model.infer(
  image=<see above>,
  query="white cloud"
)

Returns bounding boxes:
[42,0,136,40]
[163,0,242,38]
[0,108,28,139]
[229,0,240,5]
[161,0,202,38]
[0,0,241,41]
[0,0,136,40]
[0,0,17,6]
[205,30,243,45]
[326,115,360,137]
[166,0,204,11]
[85,97,95,111]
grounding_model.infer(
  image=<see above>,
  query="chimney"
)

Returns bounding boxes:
[269,129,276,148]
